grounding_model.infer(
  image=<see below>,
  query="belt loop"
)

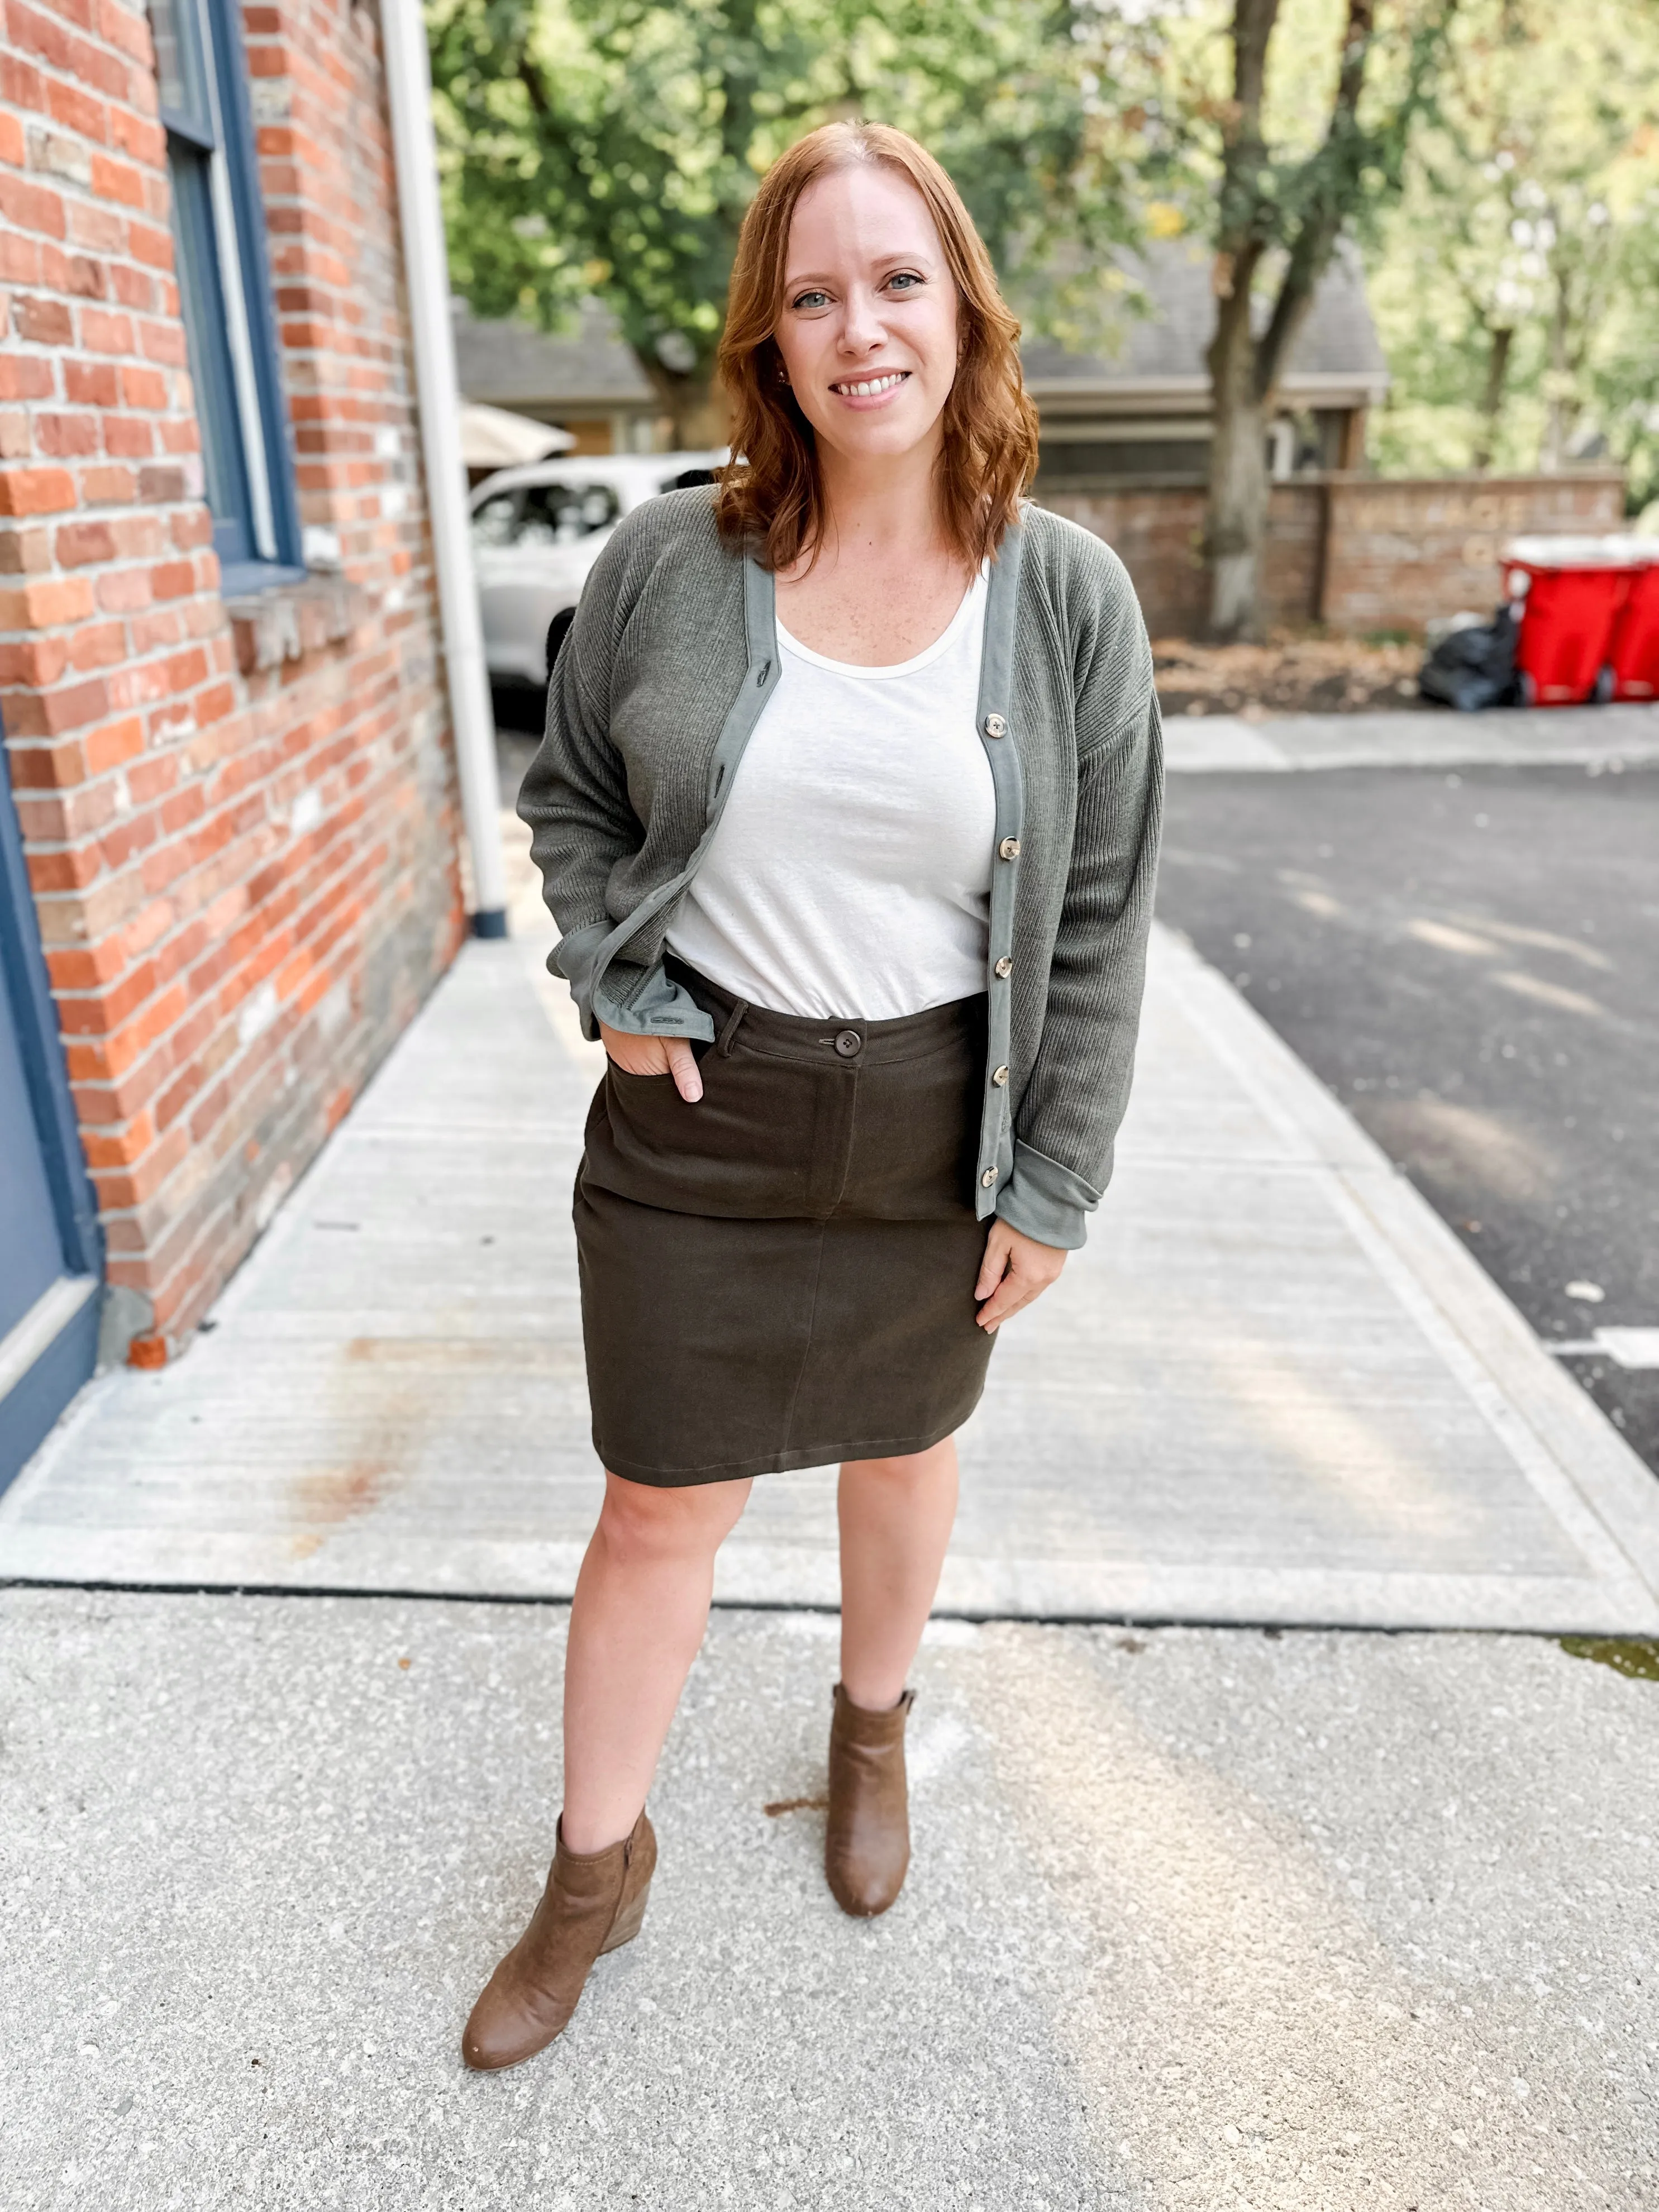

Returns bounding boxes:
[716,998,750,1056]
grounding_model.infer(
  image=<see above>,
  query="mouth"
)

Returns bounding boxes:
[828,370,911,401]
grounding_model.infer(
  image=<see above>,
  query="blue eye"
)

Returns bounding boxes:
[792,289,830,311]
[887,271,924,291]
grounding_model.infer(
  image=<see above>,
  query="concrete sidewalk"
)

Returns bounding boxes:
[3,804,1656,1629]
[1165,699,1659,774]
[6,751,1659,2210]
[3,1586,1656,2210]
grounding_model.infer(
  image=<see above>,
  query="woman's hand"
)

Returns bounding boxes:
[599,1022,703,1103]
[975,1219,1066,1331]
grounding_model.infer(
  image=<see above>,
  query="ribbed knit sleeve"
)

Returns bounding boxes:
[997,532,1164,1248]
[514,525,641,1023]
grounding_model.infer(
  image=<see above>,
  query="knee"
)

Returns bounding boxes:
[596,1474,746,1570]
[845,1442,955,1493]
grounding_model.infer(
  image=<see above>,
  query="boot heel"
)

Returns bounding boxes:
[600,1889,647,1954]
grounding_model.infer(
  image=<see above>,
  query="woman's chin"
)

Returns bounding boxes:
[812,408,945,468]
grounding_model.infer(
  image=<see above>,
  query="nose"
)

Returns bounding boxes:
[837,284,886,357]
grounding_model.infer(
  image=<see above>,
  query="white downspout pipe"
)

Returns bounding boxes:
[380,0,508,937]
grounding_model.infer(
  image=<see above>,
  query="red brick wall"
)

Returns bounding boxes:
[1041,471,1627,640]
[1037,484,1325,638]
[1320,471,1626,636]
[0,0,463,1364]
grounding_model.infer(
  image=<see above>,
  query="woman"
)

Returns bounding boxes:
[462,121,1162,2071]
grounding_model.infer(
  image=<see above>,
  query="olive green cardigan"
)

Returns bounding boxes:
[517,488,1163,1249]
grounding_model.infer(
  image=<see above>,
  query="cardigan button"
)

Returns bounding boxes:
[991,1065,1009,1086]
[983,712,1007,739]
[980,1167,997,1188]
[998,836,1021,861]
[994,956,1013,979]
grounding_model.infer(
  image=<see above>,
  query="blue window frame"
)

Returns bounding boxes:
[149,0,305,595]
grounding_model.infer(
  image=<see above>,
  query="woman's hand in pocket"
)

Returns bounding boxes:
[599,1022,703,1103]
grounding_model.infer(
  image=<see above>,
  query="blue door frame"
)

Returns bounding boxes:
[0,718,102,1496]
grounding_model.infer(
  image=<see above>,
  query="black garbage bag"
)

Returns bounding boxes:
[1418,604,1520,712]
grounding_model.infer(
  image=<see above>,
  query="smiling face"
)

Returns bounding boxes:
[772,160,961,474]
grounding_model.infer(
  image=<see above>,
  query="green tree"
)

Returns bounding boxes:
[1367,0,1659,506]
[427,0,1138,446]
[1085,0,1458,639]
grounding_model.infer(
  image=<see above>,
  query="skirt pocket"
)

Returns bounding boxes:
[585,1044,823,1217]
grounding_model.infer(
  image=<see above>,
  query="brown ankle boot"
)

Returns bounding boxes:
[824,1684,914,1918]
[461,1809,656,2070]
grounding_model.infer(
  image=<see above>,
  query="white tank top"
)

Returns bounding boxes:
[667,569,995,1021]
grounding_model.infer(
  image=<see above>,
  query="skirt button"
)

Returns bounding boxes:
[834,1028,862,1059]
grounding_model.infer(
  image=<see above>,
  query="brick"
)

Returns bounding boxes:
[78,305,134,354]
[136,318,187,366]
[36,673,109,733]
[88,150,145,207]
[0,228,41,282]
[0,635,68,683]
[118,362,165,410]
[12,292,73,344]
[0,355,54,403]
[59,251,107,299]
[107,259,155,311]
[108,108,164,167]
[97,0,155,65]
[0,168,65,239]
[0,571,92,623]
[34,410,100,457]
[102,413,154,458]
[136,463,186,502]
[0,523,53,576]
[127,218,173,273]
[55,517,118,565]
[46,74,107,142]
[61,361,116,409]
[80,463,136,502]
[0,111,24,165]
[0,465,76,516]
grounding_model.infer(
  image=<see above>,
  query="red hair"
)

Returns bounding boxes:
[714,122,1039,573]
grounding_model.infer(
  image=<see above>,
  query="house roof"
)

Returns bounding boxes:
[450,237,1389,421]
[451,297,656,415]
[1021,239,1390,414]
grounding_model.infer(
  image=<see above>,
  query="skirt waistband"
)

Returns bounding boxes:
[664,954,986,1069]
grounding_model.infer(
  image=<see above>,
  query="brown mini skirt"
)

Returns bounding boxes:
[574,957,997,1486]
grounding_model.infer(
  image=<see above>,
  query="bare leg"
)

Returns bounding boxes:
[561,1469,752,1853]
[837,1438,959,1710]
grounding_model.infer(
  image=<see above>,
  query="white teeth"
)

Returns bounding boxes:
[834,372,907,398]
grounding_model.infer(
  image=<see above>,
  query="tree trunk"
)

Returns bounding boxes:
[637,360,723,454]
[1205,274,1269,642]
[1473,323,1512,471]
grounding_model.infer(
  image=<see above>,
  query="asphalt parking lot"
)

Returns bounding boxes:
[1157,760,1659,1473]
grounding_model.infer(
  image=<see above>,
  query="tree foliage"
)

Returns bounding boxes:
[1076,0,1460,636]
[1366,0,1659,506]
[427,0,1141,438]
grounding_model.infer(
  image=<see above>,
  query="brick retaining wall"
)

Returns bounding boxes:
[1041,470,1626,639]
[1038,485,1326,638]
[1,0,463,1364]
[1320,472,1625,635]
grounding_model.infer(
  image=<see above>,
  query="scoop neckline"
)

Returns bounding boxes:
[773,565,988,680]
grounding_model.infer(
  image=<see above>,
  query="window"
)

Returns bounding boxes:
[150,0,303,594]
[514,483,622,546]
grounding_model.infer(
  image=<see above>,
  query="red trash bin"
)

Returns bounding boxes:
[1608,541,1659,701]
[1503,537,1637,706]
